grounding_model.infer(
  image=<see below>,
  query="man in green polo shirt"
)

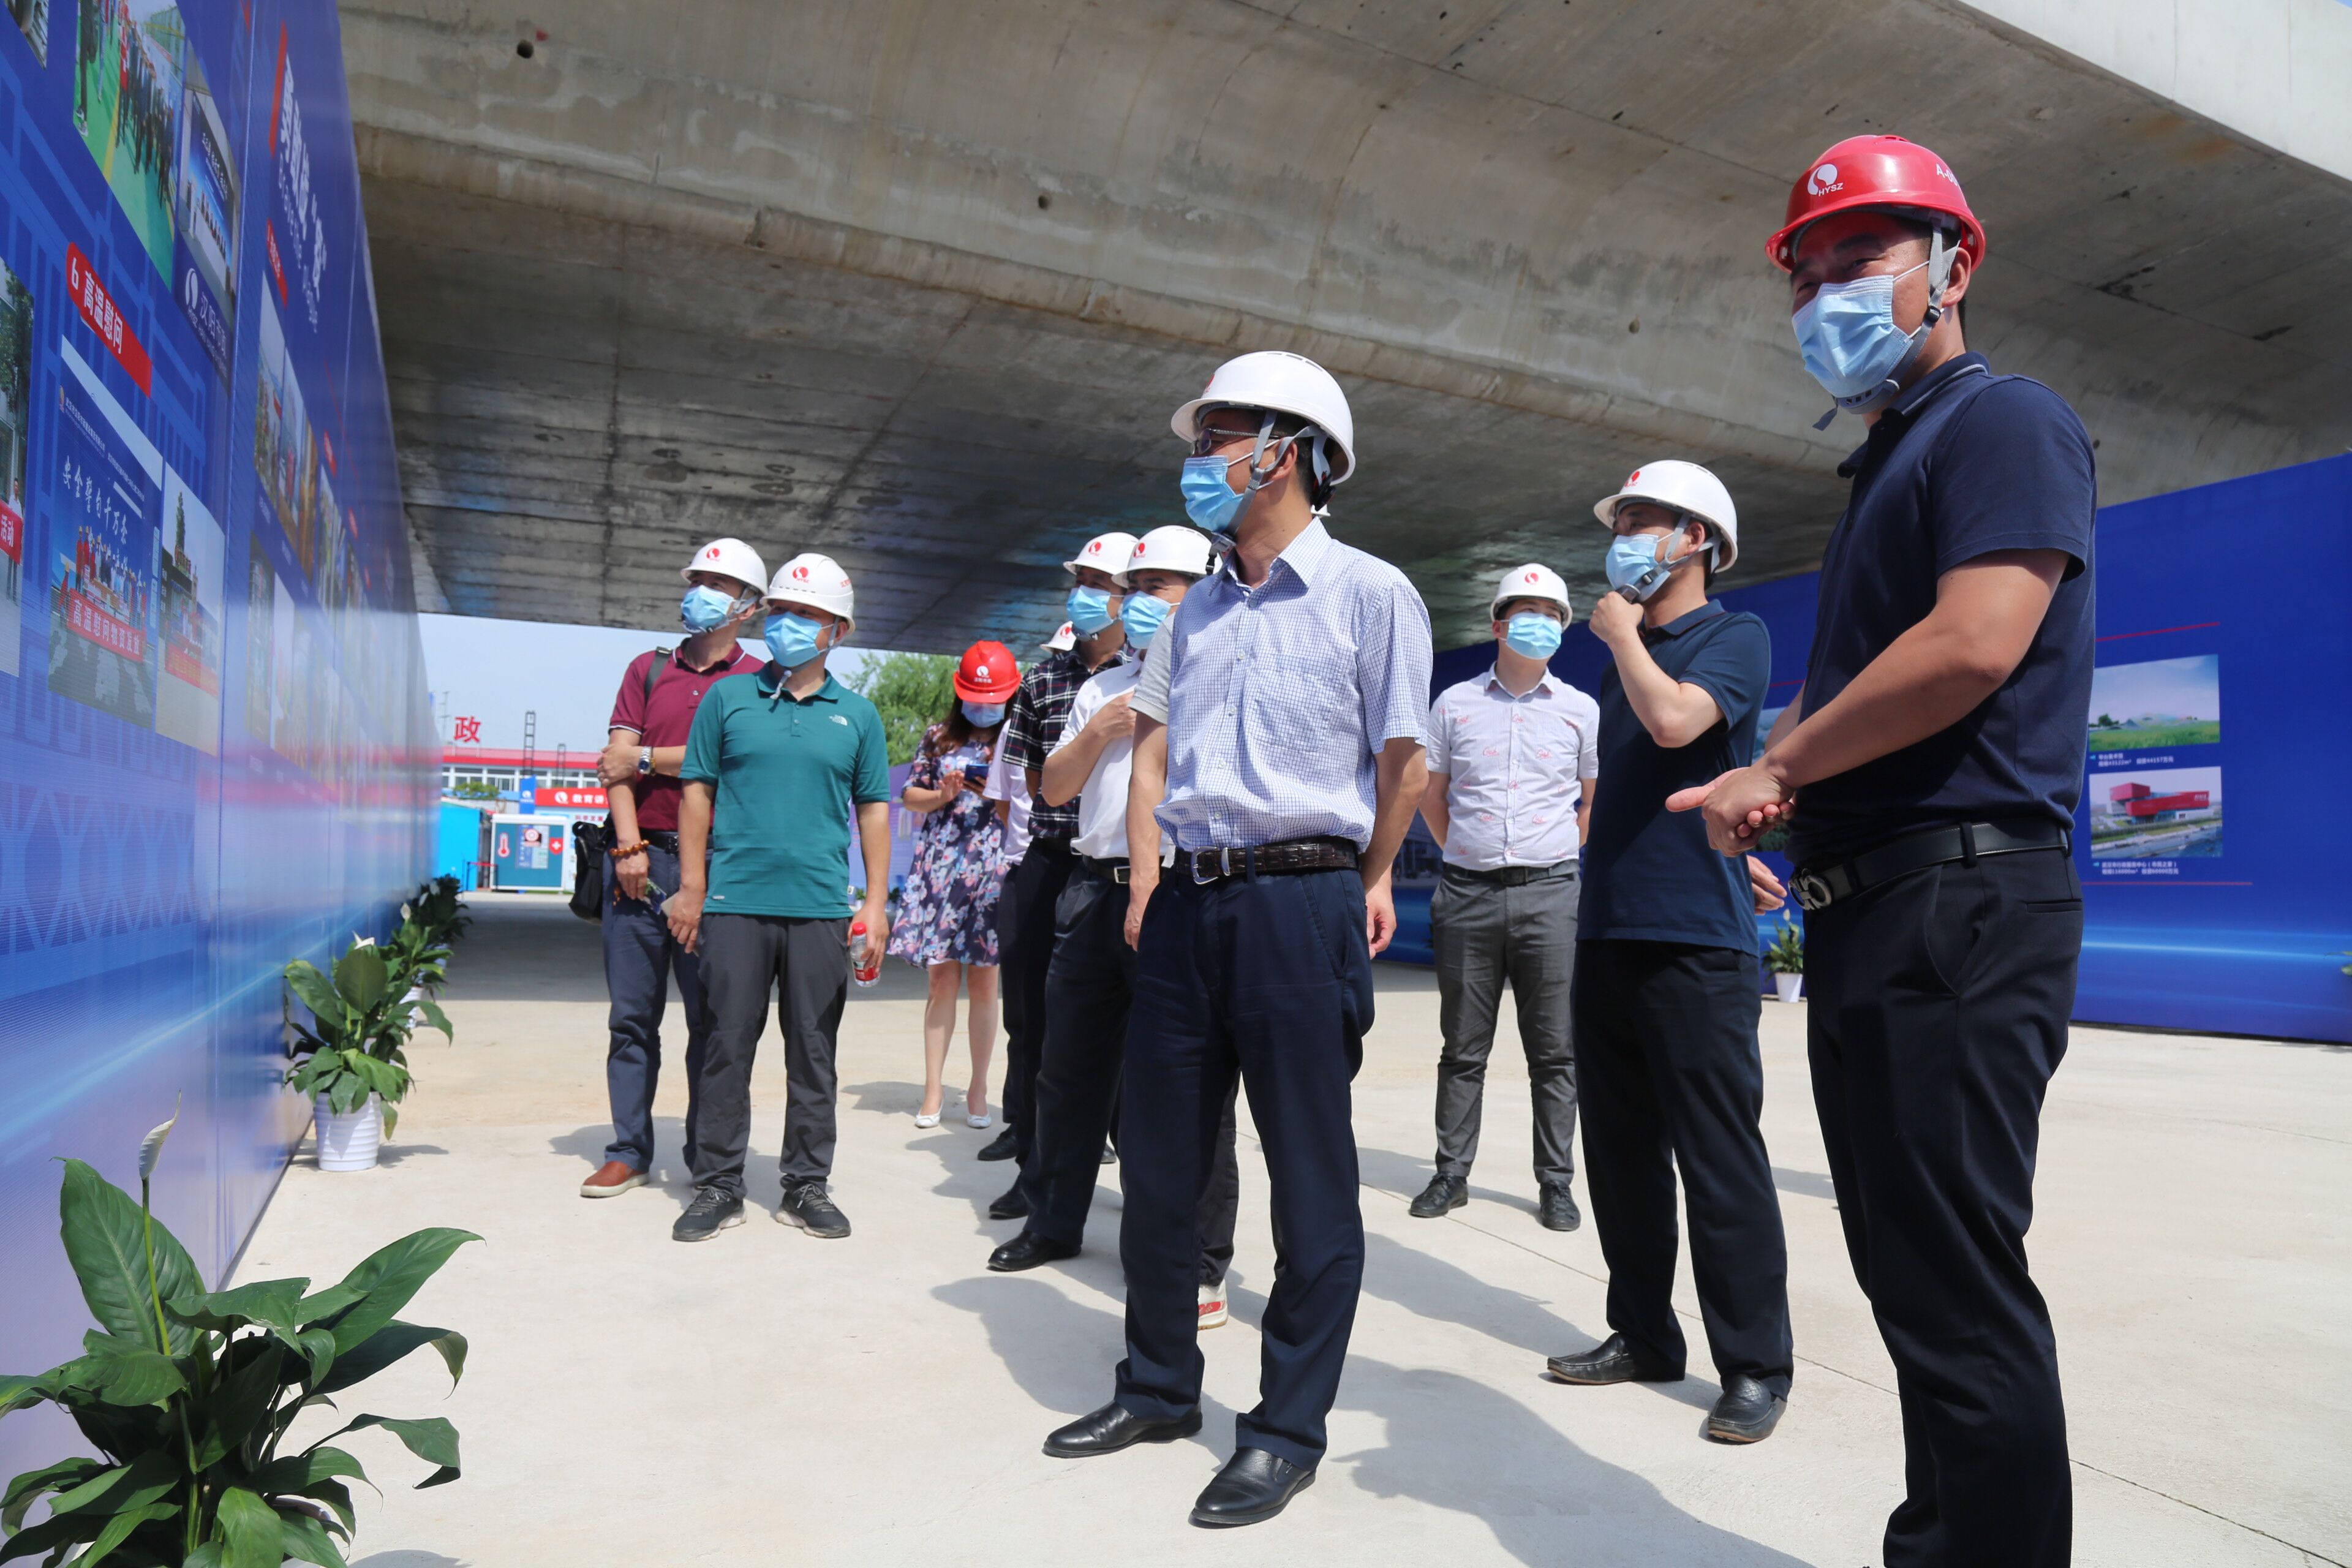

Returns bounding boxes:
[667,552,892,1243]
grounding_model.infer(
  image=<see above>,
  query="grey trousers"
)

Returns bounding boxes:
[693,912,848,1198]
[1430,864,1578,1187]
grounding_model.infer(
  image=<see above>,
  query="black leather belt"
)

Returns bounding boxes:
[1179,837,1359,884]
[1446,861,1577,887]
[641,829,679,853]
[1028,837,1075,857]
[1793,820,2070,913]
[1077,855,1131,885]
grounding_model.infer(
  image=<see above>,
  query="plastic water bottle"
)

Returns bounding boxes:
[849,920,881,988]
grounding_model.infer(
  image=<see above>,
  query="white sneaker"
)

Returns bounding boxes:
[1197,1283,1229,1330]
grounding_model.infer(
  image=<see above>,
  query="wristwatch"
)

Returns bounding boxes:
[637,747,652,775]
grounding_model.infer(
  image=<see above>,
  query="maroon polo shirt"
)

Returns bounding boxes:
[608,644,763,832]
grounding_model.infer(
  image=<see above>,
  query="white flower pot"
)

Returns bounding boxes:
[1773,972,1804,1004]
[314,1093,383,1172]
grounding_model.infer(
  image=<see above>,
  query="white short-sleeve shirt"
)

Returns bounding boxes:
[1425,668,1600,871]
[981,736,1031,865]
[1049,660,1142,861]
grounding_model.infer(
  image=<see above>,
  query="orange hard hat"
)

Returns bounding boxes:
[1765,134,1986,273]
[953,641,1020,703]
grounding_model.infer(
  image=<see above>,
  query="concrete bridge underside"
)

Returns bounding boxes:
[347,0,2352,653]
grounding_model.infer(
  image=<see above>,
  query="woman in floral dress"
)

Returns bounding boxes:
[889,642,1020,1128]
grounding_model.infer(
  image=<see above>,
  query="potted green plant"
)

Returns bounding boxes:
[0,1109,476,1566]
[285,937,452,1172]
[1765,914,1804,1003]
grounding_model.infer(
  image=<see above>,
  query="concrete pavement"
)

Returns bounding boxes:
[241,895,2351,1567]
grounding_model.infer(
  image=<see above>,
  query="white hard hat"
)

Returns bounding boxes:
[1039,622,1076,652]
[1170,351,1357,486]
[1591,460,1740,572]
[680,537,768,592]
[1490,564,1574,623]
[767,552,856,625]
[1119,526,1215,585]
[1063,531,1142,578]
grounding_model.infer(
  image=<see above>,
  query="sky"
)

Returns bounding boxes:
[2087,654,2220,723]
[418,614,887,753]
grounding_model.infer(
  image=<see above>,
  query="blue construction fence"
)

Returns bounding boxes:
[1395,453,2352,1046]
[0,0,432,1480]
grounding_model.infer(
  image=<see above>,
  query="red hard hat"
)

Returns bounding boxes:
[1765,135,1986,273]
[953,641,1020,703]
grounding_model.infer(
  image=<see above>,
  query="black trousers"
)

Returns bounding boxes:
[1017,867,1241,1284]
[999,839,1074,1155]
[1574,938,1793,1395]
[1807,847,2079,1568]
[693,913,848,1199]
[1115,867,1372,1469]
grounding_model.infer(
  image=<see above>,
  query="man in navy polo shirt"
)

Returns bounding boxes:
[1679,137,2097,1566]
[1544,459,1794,1448]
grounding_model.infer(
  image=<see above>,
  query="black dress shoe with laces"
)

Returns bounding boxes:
[1544,1332,1682,1385]
[987,1232,1079,1272]
[1189,1448,1315,1527]
[1042,1401,1202,1458]
[1408,1172,1467,1218]
[776,1180,851,1238]
[987,1181,1030,1220]
[671,1188,744,1242]
[1705,1374,1787,1443]
[976,1126,1019,1162]
[1537,1182,1582,1232]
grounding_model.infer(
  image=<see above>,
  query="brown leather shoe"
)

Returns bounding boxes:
[580,1161,647,1198]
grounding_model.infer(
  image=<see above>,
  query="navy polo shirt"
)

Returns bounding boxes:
[1788,353,2098,866]
[1580,601,1770,951]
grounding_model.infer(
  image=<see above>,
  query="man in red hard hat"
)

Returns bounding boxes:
[1674,134,2097,1567]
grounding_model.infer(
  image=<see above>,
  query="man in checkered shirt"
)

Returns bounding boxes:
[985,532,1132,1215]
[1039,352,1431,1530]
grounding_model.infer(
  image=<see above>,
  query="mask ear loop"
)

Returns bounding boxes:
[1815,230,1956,428]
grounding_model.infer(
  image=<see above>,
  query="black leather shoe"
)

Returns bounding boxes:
[1408,1172,1467,1218]
[1537,1182,1581,1232]
[1544,1333,1682,1385]
[976,1126,1019,1162]
[987,1181,1030,1220]
[1042,1401,1202,1458]
[1189,1448,1315,1527]
[1705,1375,1786,1443]
[987,1232,1079,1272]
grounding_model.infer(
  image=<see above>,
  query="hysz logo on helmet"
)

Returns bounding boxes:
[1806,163,1842,195]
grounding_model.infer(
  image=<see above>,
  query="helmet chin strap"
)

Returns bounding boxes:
[1812,228,1956,429]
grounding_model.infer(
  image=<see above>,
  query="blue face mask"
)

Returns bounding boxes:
[680,585,743,632]
[1501,611,1562,661]
[1122,592,1173,648]
[962,699,1007,728]
[1604,529,1702,603]
[1065,585,1119,636]
[1180,454,1253,537]
[764,612,826,668]
[1790,258,1931,409]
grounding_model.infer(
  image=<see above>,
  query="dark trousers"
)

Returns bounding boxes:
[693,913,848,1199]
[1018,867,1242,1284]
[1574,938,1793,1395]
[1807,847,2079,1568]
[1000,840,1074,1154]
[600,843,711,1170]
[1431,865,1579,1186]
[1115,867,1372,1468]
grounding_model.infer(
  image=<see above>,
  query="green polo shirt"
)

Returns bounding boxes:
[680,669,892,919]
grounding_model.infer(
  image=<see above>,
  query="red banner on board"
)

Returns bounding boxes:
[64,246,150,394]
[165,639,219,692]
[0,502,20,564]
[535,786,608,810]
[65,590,147,660]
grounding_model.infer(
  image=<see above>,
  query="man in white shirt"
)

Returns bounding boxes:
[986,528,1240,1327]
[1414,565,1600,1233]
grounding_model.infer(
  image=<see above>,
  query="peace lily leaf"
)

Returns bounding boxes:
[79,1346,186,1407]
[1,1457,104,1532]
[331,1415,460,1488]
[136,1096,181,1183]
[411,997,454,1040]
[332,944,390,1012]
[0,1374,49,1418]
[314,1324,466,1396]
[215,1485,284,1568]
[318,1231,481,1354]
[278,1510,350,1568]
[69,1496,179,1568]
[46,1449,176,1518]
[168,1277,311,1334]
[56,1160,202,1354]
[283,962,345,1031]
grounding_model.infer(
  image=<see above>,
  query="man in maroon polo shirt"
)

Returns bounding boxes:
[577,537,768,1197]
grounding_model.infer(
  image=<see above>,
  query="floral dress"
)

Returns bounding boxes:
[887,730,1008,968]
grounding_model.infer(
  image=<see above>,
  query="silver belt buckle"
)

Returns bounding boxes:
[1792,869,1834,913]
[1191,848,1227,885]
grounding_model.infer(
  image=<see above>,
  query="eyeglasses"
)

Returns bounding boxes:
[1191,425,1266,457]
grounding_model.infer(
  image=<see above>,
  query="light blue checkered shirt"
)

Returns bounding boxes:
[1145,519,1433,852]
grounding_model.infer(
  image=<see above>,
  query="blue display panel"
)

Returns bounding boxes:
[0,0,432,1476]
[1412,455,2352,1045]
